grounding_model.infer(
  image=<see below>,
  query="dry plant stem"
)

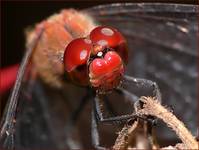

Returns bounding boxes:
[113,120,138,149]
[138,96,198,149]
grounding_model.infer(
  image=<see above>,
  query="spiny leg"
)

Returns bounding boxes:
[94,92,151,126]
[119,75,161,147]
[94,75,161,125]
[120,75,160,125]
[92,75,161,148]
[115,88,157,125]
[122,75,161,101]
[91,108,106,150]
[94,95,138,124]
[118,75,161,125]
[91,75,161,148]
[92,96,138,149]
[116,74,161,116]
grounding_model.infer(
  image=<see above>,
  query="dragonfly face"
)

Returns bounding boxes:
[64,26,128,92]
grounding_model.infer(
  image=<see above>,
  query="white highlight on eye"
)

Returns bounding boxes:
[80,50,87,60]
[101,27,114,36]
[107,56,111,61]
[97,51,103,57]
[97,40,108,46]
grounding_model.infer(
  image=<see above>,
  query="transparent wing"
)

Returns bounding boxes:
[85,3,198,139]
[0,27,44,148]
[1,29,87,150]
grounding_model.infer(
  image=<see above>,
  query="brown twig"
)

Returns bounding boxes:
[113,120,138,149]
[137,96,198,149]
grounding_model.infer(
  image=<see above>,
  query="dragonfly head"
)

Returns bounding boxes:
[64,26,128,93]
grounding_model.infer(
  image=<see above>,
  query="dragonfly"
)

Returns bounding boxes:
[0,3,198,149]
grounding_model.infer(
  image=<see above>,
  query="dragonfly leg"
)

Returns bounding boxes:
[117,77,159,126]
[120,75,160,124]
[91,108,106,150]
[122,75,161,101]
[118,75,161,147]
[94,95,138,124]
[92,96,144,149]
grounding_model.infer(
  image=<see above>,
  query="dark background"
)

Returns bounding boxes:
[0,0,198,68]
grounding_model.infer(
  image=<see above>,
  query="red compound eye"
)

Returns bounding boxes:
[64,38,92,72]
[90,26,128,63]
[90,26,125,48]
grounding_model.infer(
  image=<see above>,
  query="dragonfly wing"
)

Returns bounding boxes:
[85,3,198,139]
[0,26,44,148]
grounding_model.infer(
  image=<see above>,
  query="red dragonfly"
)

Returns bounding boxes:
[0,3,197,149]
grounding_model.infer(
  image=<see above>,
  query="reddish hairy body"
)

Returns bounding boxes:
[26,9,96,87]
